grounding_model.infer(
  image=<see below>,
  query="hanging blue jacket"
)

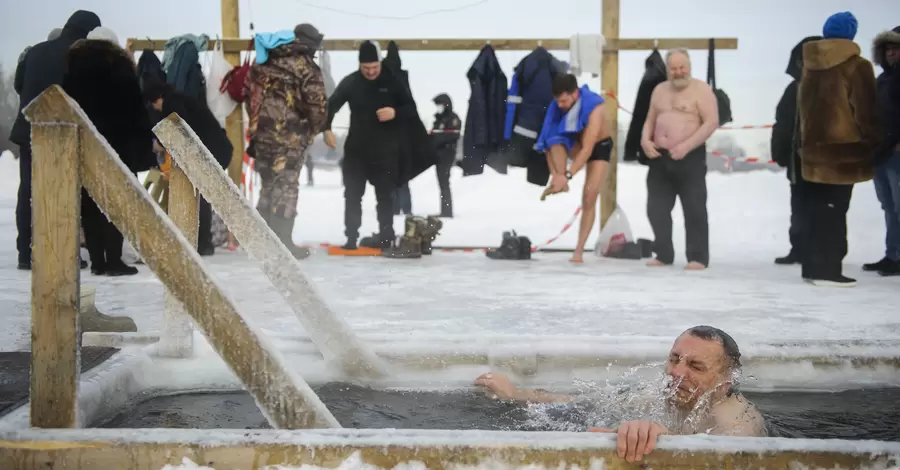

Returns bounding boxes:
[535,85,605,152]
[254,30,295,64]
[503,48,567,141]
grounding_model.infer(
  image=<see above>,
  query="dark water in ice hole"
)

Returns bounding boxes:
[97,384,900,441]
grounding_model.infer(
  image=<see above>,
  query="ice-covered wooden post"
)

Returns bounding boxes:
[24,100,82,428]
[156,163,196,357]
[23,85,340,429]
[154,114,388,379]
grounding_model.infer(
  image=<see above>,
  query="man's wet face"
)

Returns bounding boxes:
[360,61,381,80]
[886,44,900,66]
[554,91,578,112]
[667,52,691,90]
[664,333,729,410]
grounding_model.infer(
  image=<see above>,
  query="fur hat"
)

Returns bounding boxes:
[87,26,119,45]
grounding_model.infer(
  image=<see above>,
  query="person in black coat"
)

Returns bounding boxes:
[771,36,821,266]
[61,34,157,276]
[11,10,100,270]
[431,93,461,218]
[143,80,233,256]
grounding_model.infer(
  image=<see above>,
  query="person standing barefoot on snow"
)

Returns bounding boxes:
[538,74,612,263]
[641,49,718,271]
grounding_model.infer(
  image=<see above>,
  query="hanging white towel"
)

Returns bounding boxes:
[569,34,605,76]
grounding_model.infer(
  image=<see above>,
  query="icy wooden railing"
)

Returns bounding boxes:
[153,115,387,378]
[2,428,900,469]
[23,85,338,429]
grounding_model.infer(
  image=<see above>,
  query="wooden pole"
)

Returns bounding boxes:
[156,163,196,358]
[599,0,620,228]
[28,121,81,428]
[221,0,244,188]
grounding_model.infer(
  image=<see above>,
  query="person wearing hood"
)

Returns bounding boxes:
[430,93,461,218]
[797,12,882,287]
[771,36,821,267]
[10,9,100,271]
[323,41,419,252]
[244,24,327,260]
[864,25,900,277]
[61,26,157,276]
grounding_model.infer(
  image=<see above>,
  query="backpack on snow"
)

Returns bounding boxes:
[707,39,733,126]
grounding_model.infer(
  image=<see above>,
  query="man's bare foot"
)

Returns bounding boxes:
[570,252,584,263]
[685,261,706,270]
[647,258,668,267]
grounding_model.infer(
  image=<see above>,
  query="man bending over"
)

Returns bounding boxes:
[475,325,766,463]
[538,73,612,263]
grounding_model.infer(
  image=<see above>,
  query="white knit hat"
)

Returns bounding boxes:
[86,26,119,45]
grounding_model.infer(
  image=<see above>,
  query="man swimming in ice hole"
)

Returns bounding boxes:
[475,326,766,463]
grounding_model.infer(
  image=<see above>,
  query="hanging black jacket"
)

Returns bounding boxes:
[461,45,508,176]
[771,36,821,183]
[10,10,101,146]
[151,90,233,169]
[381,41,437,183]
[61,39,156,174]
[137,49,167,92]
[624,49,666,164]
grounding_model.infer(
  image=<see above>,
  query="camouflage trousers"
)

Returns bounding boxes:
[254,141,307,219]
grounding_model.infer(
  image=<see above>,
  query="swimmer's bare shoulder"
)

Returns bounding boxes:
[709,395,767,437]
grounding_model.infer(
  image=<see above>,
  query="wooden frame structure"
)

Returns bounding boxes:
[127,0,738,228]
[23,85,338,429]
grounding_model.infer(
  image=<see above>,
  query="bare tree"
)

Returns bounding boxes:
[0,63,19,158]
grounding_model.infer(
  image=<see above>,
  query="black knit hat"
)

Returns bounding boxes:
[358,41,379,63]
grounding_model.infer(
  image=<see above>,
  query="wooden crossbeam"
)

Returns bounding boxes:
[127,37,737,53]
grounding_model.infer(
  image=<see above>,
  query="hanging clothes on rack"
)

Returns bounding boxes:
[461,44,508,176]
[137,49,166,92]
[623,48,666,164]
[502,47,567,185]
[317,49,336,96]
[162,33,210,107]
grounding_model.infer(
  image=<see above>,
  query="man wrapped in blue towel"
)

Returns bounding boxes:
[536,74,613,263]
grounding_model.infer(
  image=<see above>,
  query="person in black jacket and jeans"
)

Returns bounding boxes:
[11,10,100,270]
[771,36,821,266]
[430,93,461,218]
[143,80,234,256]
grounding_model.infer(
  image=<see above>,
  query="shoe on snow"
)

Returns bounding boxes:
[360,234,392,249]
[382,236,422,259]
[807,275,857,287]
[486,231,527,260]
[877,260,900,277]
[342,239,358,250]
[775,252,800,265]
[864,257,894,272]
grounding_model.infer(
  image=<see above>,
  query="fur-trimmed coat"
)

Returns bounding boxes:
[62,39,157,173]
[873,26,900,161]
[799,38,881,184]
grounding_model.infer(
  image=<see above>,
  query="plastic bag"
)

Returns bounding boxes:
[593,204,634,257]
[205,41,237,128]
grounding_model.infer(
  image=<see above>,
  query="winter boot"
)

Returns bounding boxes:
[360,233,391,250]
[269,215,310,259]
[486,231,524,260]
[80,285,138,333]
[775,251,801,265]
[517,235,533,259]
[342,238,358,250]
[863,257,894,272]
[414,215,443,255]
[878,259,900,277]
[382,235,423,259]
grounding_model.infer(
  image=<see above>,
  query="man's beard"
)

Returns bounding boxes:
[671,77,690,90]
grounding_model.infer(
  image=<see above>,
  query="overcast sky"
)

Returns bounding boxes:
[1,0,898,155]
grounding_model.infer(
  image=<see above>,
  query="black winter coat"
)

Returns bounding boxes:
[137,50,167,91]
[462,45,507,176]
[61,39,157,174]
[624,49,666,164]
[10,10,100,146]
[873,26,900,162]
[153,91,233,169]
[771,36,821,183]
[431,93,461,160]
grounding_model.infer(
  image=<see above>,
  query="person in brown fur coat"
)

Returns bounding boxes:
[798,12,882,287]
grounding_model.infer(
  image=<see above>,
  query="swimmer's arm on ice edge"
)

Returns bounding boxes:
[511,388,575,404]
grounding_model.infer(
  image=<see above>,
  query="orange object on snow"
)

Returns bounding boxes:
[327,245,382,256]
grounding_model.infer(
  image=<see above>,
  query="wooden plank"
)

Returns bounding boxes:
[599,0,620,228]
[220,0,245,188]
[156,163,195,358]
[26,120,81,428]
[154,114,387,379]
[127,37,738,53]
[22,85,340,430]
[1,428,898,470]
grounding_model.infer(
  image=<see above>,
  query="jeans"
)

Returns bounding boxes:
[874,152,900,261]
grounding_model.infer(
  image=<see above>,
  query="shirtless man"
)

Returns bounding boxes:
[541,74,612,263]
[641,49,719,270]
[475,325,766,463]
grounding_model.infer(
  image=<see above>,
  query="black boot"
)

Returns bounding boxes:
[863,257,894,272]
[487,231,527,260]
[878,259,900,277]
[775,251,801,265]
[269,215,309,259]
[360,233,391,250]
[105,259,139,276]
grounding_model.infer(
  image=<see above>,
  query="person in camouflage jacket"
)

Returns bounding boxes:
[245,23,327,259]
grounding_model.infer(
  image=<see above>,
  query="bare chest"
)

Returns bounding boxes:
[656,88,701,116]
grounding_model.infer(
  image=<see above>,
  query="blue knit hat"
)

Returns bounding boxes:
[823,12,858,40]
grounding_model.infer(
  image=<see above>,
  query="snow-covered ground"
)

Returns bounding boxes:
[0,149,896,356]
